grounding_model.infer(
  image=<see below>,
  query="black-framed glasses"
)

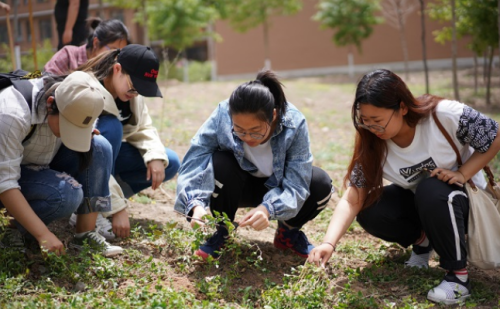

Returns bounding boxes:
[355,109,396,133]
[232,123,270,140]
[125,75,139,95]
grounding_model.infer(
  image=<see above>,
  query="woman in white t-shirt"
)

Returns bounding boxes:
[175,70,334,260]
[308,69,500,305]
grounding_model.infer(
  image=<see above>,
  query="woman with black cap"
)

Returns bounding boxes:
[77,44,180,239]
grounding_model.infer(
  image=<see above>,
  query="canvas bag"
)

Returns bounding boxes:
[433,112,500,269]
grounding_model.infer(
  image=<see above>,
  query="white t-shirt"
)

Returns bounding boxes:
[352,99,496,192]
[243,140,273,178]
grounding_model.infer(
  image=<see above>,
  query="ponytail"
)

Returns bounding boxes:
[229,70,288,123]
[76,49,121,80]
[85,18,130,53]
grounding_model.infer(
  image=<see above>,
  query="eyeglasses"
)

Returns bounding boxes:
[232,123,270,140]
[356,109,396,133]
[125,75,139,95]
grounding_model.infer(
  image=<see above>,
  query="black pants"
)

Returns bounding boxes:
[210,151,333,228]
[357,177,469,270]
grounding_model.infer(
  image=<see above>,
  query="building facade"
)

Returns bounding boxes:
[213,0,477,80]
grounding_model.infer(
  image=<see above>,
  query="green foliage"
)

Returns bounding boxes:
[146,0,220,51]
[224,0,302,33]
[428,0,499,54]
[313,0,382,53]
[163,60,212,82]
[0,40,55,73]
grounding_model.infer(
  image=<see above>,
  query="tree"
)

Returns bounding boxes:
[429,0,499,104]
[419,0,430,94]
[223,0,302,70]
[380,0,417,80]
[313,0,382,78]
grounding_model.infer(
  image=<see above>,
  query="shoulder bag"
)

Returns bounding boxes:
[433,111,500,269]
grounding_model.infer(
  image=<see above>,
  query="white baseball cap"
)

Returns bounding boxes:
[55,71,110,152]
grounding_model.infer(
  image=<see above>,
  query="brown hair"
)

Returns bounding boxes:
[345,69,441,208]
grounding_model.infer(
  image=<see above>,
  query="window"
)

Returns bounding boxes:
[0,25,7,44]
[39,18,51,41]
[25,20,31,42]
[109,10,124,22]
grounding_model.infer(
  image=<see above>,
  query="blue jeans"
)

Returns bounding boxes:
[49,134,112,215]
[5,135,112,234]
[98,115,180,198]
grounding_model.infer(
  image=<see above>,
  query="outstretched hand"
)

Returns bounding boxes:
[307,243,336,268]
[237,205,270,231]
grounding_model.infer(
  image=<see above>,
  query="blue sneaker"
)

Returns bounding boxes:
[195,226,229,259]
[273,221,314,258]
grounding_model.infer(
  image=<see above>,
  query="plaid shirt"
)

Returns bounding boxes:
[0,79,62,195]
[44,44,88,75]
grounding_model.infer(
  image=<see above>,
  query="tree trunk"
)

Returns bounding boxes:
[142,0,150,46]
[486,46,493,105]
[473,53,478,94]
[451,0,460,101]
[263,18,271,70]
[207,23,217,81]
[348,46,354,79]
[419,0,429,93]
[396,0,409,80]
[98,0,104,19]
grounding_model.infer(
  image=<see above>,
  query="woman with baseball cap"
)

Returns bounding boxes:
[77,44,180,239]
[0,71,122,257]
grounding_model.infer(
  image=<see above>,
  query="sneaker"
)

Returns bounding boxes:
[427,272,471,305]
[404,250,432,269]
[0,228,26,252]
[70,230,123,257]
[273,221,314,258]
[69,213,116,240]
[194,226,229,259]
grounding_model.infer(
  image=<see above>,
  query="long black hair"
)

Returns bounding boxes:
[85,18,130,53]
[229,70,288,123]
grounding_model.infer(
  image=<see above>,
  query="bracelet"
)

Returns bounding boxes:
[321,241,336,251]
[457,170,466,180]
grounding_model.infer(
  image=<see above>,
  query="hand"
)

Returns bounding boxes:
[112,209,130,238]
[238,205,270,231]
[37,231,65,256]
[191,206,208,229]
[147,160,165,190]
[0,2,10,13]
[62,29,73,45]
[430,168,465,186]
[307,243,335,268]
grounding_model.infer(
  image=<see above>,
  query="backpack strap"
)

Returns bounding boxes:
[10,79,36,143]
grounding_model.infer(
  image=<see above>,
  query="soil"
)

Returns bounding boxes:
[39,68,500,307]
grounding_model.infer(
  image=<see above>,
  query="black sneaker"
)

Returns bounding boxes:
[70,230,123,257]
[273,221,314,258]
[0,228,26,253]
[194,226,229,259]
[427,272,471,305]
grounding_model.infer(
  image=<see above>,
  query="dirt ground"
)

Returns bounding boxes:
[43,68,500,306]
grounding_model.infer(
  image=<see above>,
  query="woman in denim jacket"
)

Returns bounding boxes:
[175,70,333,259]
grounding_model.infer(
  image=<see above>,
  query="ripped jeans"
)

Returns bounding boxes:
[15,135,112,231]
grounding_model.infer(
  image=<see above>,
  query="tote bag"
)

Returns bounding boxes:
[433,112,500,269]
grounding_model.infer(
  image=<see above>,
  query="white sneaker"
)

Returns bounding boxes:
[404,250,432,269]
[95,214,115,240]
[427,272,471,305]
[70,230,123,257]
[69,213,115,240]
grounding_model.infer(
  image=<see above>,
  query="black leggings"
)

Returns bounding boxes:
[357,177,469,270]
[210,151,333,228]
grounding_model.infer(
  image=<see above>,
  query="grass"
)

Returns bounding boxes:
[2,69,500,308]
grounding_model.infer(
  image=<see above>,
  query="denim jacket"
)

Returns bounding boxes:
[175,100,313,221]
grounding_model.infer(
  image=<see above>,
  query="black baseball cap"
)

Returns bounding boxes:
[117,44,163,98]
